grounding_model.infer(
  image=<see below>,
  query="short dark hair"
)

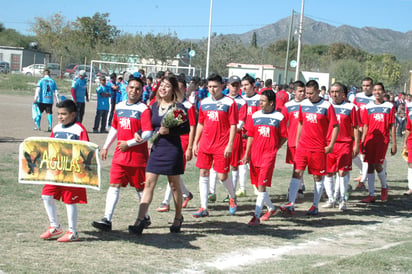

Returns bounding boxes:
[293,80,305,90]
[331,82,347,96]
[374,82,385,91]
[99,76,106,81]
[207,73,223,84]
[156,71,165,79]
[177,74,187,88]
[242,74,255,84]
[261,89,276,106]
[362,77,373,84]
[43,69,50,75]
[110,73,117,79]
[306,80,319,90]
[264,79,272,88]
[57,99,77,113]
[128,75,144,87]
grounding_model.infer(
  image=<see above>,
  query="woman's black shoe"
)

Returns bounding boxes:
[128,219,146,235]
[170,216,184,233]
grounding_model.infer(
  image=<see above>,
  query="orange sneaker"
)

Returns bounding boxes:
[57,231,79,242]
[248,216,260,226]
[260,208,278,221]
[361,195,376,203]
[40,226,63,240]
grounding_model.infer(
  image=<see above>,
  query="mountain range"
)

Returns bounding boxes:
[224,16,412,60]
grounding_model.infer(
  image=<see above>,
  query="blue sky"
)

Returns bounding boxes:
[1,0,411,39]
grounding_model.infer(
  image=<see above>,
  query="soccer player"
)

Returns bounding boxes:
[192,73,239,217]
[235,74,260,197]
[322,82,359,211]
[353,77,375,189]
[360,83,396,203]
[283,81,306,199]
[275,84,290,112]
[40,99,89,242]
[280,80,339,215]
[107,73,120,128]
[71,70,89,123]
[243,89,287,226]
[33,69,59,131]
[91,76,153,231]
[93,76,111,133]
[403,110,412,196]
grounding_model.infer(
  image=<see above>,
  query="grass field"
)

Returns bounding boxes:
[0,85,412,273]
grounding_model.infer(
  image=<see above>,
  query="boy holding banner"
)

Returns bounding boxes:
[40,99,89,242]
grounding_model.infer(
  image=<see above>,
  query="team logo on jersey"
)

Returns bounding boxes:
[207,111,219,121]
[216,103,224,111]
[373,113,384,122]
[316,107,324,114]
[247,107,252,115]
[269,119,277,125]
[119,117,131,129]
[131,110,138,118]
[306,113,317,123]
[258,126,270,137]
[382,108,388,113]
[293,111,299,119]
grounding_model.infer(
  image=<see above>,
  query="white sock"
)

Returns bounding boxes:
[255,191,265,217]
[323,176,334,202]
[209,168,217,194]
[333,175,340,200]
[104,187,120,221]
[367,173,375,196]
[199,176,209,209]
[288,178,301,204]
[179,176,190,196]
[408,168,412,190]
[238,164,248,191]
[353,155,362,170]
[66,204,78,233]
[361,156,368,183]
[163,183,173,204]
[221,177,235,198]
[338,175,346,202]
[313,179,324,207]
[231,170,239,190]
[377,170,388,189]
[263,191,274,210]
[42,195,59,228]
[136,191,150,218]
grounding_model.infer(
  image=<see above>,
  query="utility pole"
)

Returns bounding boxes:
[284,9,294,84]
[295,0,305,81]
[205,0,213,77]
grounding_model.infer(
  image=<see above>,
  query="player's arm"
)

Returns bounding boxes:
[34,86,40,103]
[325,124,339,154]
[54,90,60,104]
[360,124,369,154]
[352,125,360,157]
[101,127,118,160]
[295,121,302,150]
[186,124,196,161]
[390,122,397,155]
[86,88,89,102]
[224,124,237,158]
[279,137,287,149]
[192,122,204,157]
[242,136,254,164]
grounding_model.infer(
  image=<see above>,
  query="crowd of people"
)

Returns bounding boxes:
[32,68,412,242]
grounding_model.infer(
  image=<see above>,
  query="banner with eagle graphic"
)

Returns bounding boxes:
[18,137,101,190]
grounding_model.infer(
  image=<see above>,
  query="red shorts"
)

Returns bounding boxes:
[286,146,296,164]
[42,184,87,204]
[326,142,352,173]
[294,147,326,176]
[110,163,146,190]
[250,161,275,187]
[231,133,243,168]
[196,151,230,174]
[364,140,388,164]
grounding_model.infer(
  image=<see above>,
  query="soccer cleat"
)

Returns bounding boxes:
[223,195,230,203]
[156,203,170,212]
[229,198,237,215]
[57,231,79,242]
[91,218,112,231]
[144,216,151,228]
[208,193,216,202]
[361,195,376,203]
[381,187,388,202]
[403,189,412,196]
[297,189,305,199]
[355,182,366,191]
[306,205,319,216]
[182,192,193,208]
[260,208,278,221]
[339,201,347,211]
[40,225,63,239]
[236,189,246,197]
[280,202,295,215]
[192,207,209,218]
[248,216,260,226]
[321,201,335,208]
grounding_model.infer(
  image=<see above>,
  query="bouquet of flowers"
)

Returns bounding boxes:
[150,104,188,143]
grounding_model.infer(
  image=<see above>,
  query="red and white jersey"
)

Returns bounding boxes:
[406,101,412,121]
[51,122,89,141]
[112,101,153,167]
[283,99,302,148]
[247,110,287,167]
[298,98,338,152]
[328,101,358,143]
[276,89,289,112]
[406,116,412,145]
[244,93,260,132]
[230,94,247,124]
[180,98,197,146]
[354,92,375,126]
[363,101,395,144]
[198,95,239,154]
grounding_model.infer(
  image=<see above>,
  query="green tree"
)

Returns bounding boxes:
[331,59,363,87]
[364,54,401,89]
